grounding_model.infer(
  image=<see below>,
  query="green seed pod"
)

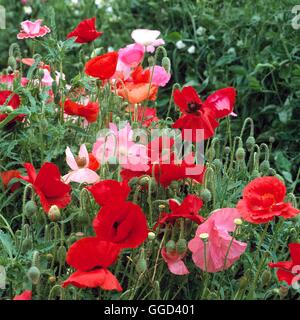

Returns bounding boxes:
[269,168,276,176]
[224,146,231,155]
[200,188,212,203]
[212,159,222,171]
[162,57,171,73]
[136,257,147,274]
[48,205,61,222]
[57,245,67,265]
[24,200,37,217]
[21,238,33,253]
[251,169,260,179]
[260,160,270,175]
[235,147,245,161]
[8,56,17,70]
[27,266,41,285]
[246,136,255,151]
[176,238,187,255]
[261,270,271,287]
[239,276,248,290]
[165,240,176,254]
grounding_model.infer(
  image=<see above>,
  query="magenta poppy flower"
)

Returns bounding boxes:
[188,208,247,273]
[17,19,51,39]
[118,43,145,67]
[146,66,171,87]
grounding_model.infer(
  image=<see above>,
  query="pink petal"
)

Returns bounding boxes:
[66,147,78,171]
[63,168,99,184]
[78,144,89,167]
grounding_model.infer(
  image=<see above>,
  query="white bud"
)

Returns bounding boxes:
[176,40,186,50]
[234,218,243,226]
[187,45,196,54]
[199,233,209,241]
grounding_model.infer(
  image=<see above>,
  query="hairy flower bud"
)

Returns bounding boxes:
[260,160,270,175]
[235,147,245,161]
[162,57,171,73]
[165,240,176,254]
[27,266,41,285]
[246,136,255,151]
[24,200,37,217]
[57,245,67,265]
[176,238,187,255]
[200,188,212,203]
[8,56,17,70]
[148,232,156,240]
[48,205,61,222]
[261,270,271,287]
[212,159,222,171]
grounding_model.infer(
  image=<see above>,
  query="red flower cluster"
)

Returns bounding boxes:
[63,180,148,289]
[121,136,206,187]
[172,86,236,142]
[67,17,102,44]
[237,176,299,224]
[85,52,118,80]
[61,98,99,123]
[20,162,71,213]
[154,194,204,229]
[0,170,21,192]
[269,243,300,286]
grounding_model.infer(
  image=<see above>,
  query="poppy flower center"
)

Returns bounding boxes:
[261,193,276,207]
[187,101,202,114]
[75,156,87,168]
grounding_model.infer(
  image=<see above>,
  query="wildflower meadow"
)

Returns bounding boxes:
[0,0,300,303]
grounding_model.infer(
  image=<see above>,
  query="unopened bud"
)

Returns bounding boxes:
[162,57,171,73]
[224,146,231,155]
[24,200,37,217]
[261,270,271,287]
[148,232,156,240]
[8,56,17,70]
[246,136,255,151]
[136,257,147,274]
[200,189,211,203]
[279,286,289,299]
[234,218,243,226]
[212,159,222,171]
[48,276,56,283]
[48,205,61,222]
[239,276,248,289]
[27,266,41,285]
[165,240,176,254]
[199,233,209,241]
[251,169,260,179]
[138,176,150,186]
[235,147,245,161]
[260,160,270,175]
[57,245,67,265]
[176,238,187,255]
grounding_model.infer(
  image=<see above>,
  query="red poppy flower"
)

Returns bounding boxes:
[237,176,300,224]
[67,17,103,44]
[86,180,130,206]
[0,90,22,122]
[66,237,121,271]
[62,269,122,291]
[85,52,118,80]
[128,106,159,127]
[87,153,100,171]
[13,290,32,300]
[61,99,99,123]
[269,243,300,286]
[93,201,148,248]
[20,162,71,213]
[172,86,219,142]
[204,87,236,119]
[63,237,122,291]
[0,170,21,192]
[154,195,204,229]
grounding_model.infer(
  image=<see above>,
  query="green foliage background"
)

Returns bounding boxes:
[0,0,299,188]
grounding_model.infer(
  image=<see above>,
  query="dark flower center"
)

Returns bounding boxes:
[113,221,120,230]
[187,101,202,114]
[75,156,86,168]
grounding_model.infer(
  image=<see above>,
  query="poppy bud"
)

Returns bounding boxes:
[32,251,40,268]
[239,276,248,289]
[208,148,215,160]
[269,136,275,144]
[234,218,243,226]
[224,146,231,155]
[148,232,156,240]
[170,180,179,190]
[27,266,41,285]
[24,200,37,217]
[158,204,166,213]
[251,169,260,179]
[37,68,44,78]
[235,147,245,161]
[148,56,155,67]
[57,245,67,265]
[162,57,171,73]
[128,177,138,188]
[21,238,33,253]
[8,56,17,70]
[261,270,271,287]
[200,188,211,203]
[212,159,222,171]
[176,238,187,255]
[46,253,53,262]
[165,240,176,254]
[268,168,276,176]
[136,257,147,274]
[279,286,289,299]
[138,176,150,186]
[48,205,61,222]
[246,136,255,151]
[48,276,56,283]
[260,160,270,175]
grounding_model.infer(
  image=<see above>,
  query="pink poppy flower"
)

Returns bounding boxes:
[62,144,100,184]
[131,29,165,53]
[188,208,247,273]
[147,66,171,87]
[118,43,145,67]
[162,248,189,275]
[92,122,149,171]
[17,19,51,39]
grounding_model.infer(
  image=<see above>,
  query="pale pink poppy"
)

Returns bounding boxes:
[92,122,149,171]
[147,66,171,87]
[161,248,189,275]
[17,19,51,39]
[118,43,144,67]
[0,74,28,88]
[131,29,165,53]
[41,69,53,87]
[63,144,100,184]
[188,208,247,273]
